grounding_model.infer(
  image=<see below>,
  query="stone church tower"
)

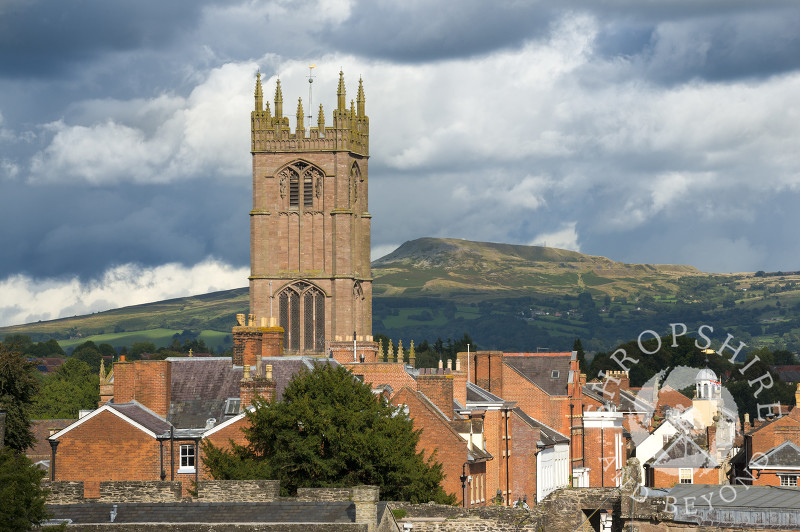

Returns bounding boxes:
[247,71,373,356]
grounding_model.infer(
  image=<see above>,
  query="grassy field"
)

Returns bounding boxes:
[4,238,800,354]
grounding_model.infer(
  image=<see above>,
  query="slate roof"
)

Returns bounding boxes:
[168,358,242,429]
[165,356,340,429]
[751,441,800,469]
[774,365,800,383]
[466,382,505,403]
[512,407,569,446]
[48,502,356,524]
[108,402,173,435]
[649,433,718,469]
[669,484,800,509]
[503,353,573,396]
[28,419,75,462]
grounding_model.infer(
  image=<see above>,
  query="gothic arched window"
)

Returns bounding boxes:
[277,281,325,353]
[277,161,320,209]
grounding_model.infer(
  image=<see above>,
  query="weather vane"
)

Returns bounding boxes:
[307,64,316,126]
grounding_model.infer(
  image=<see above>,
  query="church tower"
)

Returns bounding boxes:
[248,71,373,355]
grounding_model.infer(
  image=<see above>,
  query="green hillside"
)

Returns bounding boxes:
[3,238,800,354]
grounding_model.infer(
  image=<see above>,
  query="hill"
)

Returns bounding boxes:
[372,237,702,300]
[3,238,800,354]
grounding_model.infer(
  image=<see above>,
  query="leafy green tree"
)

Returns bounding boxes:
[0,342,39,452]
[129,342,156,358]
[573,338,587,373]
[30,359,100,419]
[203,364,454,503]
[71,343,102,374]
[0,448,49,531]
[97,343,116,358]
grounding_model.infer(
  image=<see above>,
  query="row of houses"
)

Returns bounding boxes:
[30,322,800,507]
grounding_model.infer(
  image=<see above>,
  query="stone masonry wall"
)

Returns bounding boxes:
[64,525,367,532]
[98,481,182,503]
[197,480,280,502]
[42,481,85,504]
[45,480,282,505]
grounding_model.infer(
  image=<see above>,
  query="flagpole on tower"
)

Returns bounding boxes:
[307,64,316,126]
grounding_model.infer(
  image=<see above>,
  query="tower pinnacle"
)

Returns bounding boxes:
[337,71,346,110]
[357,77,365,116]
[274,79,284,118]
[255,72,263,112]
[296,97,304,132]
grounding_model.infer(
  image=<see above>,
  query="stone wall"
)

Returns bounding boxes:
[98,481,182,503]
[61,525,367,531]
[389,502,543,532]
[45,480,283,505]
[42,481,84,504]
[197,480,280,502]
[296,487,354,502]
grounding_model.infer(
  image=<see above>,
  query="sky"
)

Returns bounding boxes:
[1,0,800,327]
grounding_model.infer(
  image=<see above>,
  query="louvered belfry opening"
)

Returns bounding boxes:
[277,282,325,354]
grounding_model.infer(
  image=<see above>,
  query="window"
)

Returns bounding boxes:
[679,468,692,484]
[551,370,560,379]
[179,444,196,473]
[277,282,325,354]
[780,475,798,486]
[224,398,241,416]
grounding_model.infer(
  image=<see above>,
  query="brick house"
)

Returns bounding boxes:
[750,440,800,486]
[47,332,346,498]
[645,432,721,487]
[743,384,800,485]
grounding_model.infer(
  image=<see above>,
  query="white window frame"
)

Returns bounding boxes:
[178,443,196,473]
[780,475,798,487]
[679,468,693,484]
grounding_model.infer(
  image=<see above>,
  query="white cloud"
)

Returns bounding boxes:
[28,62,256,185]
[0,259,248,327]
[530,221,581,252]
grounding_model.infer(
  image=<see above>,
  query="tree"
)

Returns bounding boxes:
[0,448,49,531]
[0,342,39,452]
[72,344,102,373]
[573,337,587,372]
[30,359,100,419]
[203,364,454,503]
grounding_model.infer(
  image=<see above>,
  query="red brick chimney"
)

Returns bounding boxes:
[240,364,276,410]
[233,324,284,366]
[112,359,171,418]
[474,351,503,394]
[417,374,454,420]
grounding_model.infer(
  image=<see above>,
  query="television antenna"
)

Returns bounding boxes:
[307,64,316,126]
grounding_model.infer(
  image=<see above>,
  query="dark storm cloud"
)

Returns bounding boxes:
[0,0,212,79]
[321,0,552,62]
[0,178,250,280]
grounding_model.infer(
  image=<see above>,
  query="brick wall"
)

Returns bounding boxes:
[482,409,512,504]
[473,352,503,394]
[233,326,285,366]
[53,410,162,498]
[511,411,538,504]
[342,361,416,392]
[391,388,465,503]
[652,467,720,488]
[583,423,623,488]
[416,374,454,418]
[113,360,171,417]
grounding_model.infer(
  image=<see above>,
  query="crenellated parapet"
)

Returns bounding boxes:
[251,71,369,156]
